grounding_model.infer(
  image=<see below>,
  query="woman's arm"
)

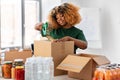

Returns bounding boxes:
[71,37,87,49]
[35,22,52,31]
[54,36,87,49]
[35,22,43,31]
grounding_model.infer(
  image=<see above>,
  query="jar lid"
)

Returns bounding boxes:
[14,59,23,62]
[4,61,12,64]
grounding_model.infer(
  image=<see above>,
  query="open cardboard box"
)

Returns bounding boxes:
[34,40,74,76]
[57,53,110,80]
[4,49,32,63]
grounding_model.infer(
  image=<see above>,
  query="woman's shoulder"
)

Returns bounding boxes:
[72,26,83,32]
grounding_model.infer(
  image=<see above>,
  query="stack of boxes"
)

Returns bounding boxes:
[34,40,110,80]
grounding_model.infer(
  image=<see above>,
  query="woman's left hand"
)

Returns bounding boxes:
[54,36,87,49]
[54,36,72,42]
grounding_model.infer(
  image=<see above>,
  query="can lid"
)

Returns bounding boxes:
[14,59,23,62]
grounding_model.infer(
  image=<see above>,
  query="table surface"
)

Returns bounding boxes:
[0,65,78,80]
[0,75,78,80]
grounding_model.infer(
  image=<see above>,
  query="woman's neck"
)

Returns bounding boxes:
[63,24,72,29]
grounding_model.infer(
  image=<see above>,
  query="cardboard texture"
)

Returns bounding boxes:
[4,49,32,63]
[34,40,74,76]
[57,53,110,80]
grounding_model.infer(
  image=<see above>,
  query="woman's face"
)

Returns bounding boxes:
[56,13,67,26]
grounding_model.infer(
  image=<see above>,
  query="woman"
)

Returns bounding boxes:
[35,3,87,53]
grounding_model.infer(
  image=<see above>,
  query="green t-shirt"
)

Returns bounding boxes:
[50,26,87,53]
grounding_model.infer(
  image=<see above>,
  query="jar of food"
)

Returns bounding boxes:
[104,68,113,80]
[15,66,24,80]
[11,63,15,79]
[14,59,24,80]
[3,61,12,78]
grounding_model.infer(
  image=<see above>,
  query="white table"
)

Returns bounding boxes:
[0,75,78,80]
[0,65,78,80]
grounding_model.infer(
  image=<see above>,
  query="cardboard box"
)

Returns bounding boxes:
[34,40,74,76]
[4,49,32,63]
[57,53,110,80]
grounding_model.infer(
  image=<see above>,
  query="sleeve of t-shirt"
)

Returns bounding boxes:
[77,30,87,42]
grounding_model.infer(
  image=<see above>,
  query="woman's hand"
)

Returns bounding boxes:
[54,36,87,49]
[35,22,43,31]
[54,36,72,42]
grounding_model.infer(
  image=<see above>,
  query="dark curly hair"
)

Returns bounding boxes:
[47,3,81,29]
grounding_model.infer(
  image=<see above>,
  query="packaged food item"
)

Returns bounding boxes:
[104,68,113,80]
[111,67,118,80]
[115,64,120,80]
[11,62,15,79]
[93,68,100,80]
[93,64,120,80]
[14,59,24,80]
[25,57,54,80]
[93,68,104,80]
[118,64,120,80]
[15,66,24,80]
[3,61,12,78]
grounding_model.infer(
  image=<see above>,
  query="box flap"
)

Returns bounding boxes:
[93,56,110,65]
[77,53,100,58]
[57,55,91,73]
[34,40,52,57]
[4,49,32,63]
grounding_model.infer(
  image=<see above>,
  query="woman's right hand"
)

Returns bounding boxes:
[35,22,43,31]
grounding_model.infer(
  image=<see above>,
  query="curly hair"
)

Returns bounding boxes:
[48,3,81,29]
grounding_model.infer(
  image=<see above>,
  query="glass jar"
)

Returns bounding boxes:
[3,61,12,78]
[14,59,24,80]
[15,66,24,80]
[11,63,15,79]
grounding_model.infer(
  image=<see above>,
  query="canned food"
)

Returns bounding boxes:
[3,61,12,78]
